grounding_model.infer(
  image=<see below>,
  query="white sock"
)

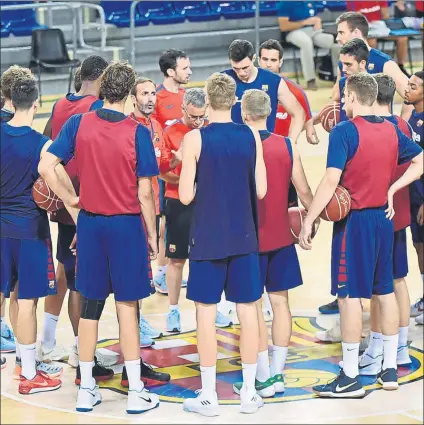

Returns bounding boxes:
[382,334,399,370]
[0,316,6,334]
[169,305,179,312]
[15,337,20,360]
[398,326,408,347]
[75,336,79,350]
[200,365,216,395]
[368,331,383,357]
[79,360,95,389]
[241,362,257,393]
[342,342,359,378]
[263,292,272,313]
[256,350,270,382]
[42,313,59,350]
[124,359,143,392]
[270,345,288,377]
[20,343,36,380]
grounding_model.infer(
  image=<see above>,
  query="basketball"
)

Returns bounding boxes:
[320,185,351,222]
[32,177,64,212]
[289,206,317,243]
[319,101,340,133]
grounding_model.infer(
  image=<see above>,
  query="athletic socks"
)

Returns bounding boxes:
[342,342,359,378]
[124,359,143,392]
[241,362,257,393]
[368,331,384,357]
[20,343,36,380]
[169,305,179,312]
[256,350,270,382]
[75,336,79,350]
[42,313,59,350]
[15,337,20,360]
[200,365,216,395]
[383,334,399,370]
[398,326,408,347]
[270,345,288,377]
[79,360,96,389]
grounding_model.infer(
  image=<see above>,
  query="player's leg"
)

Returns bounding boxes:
[1,293,15,353]
[166,258,185,332]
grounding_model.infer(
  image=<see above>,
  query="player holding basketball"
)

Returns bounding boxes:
[39,61,161,414]
[299,73,423,396]
[231,89,315,398]
[180,73,267,416]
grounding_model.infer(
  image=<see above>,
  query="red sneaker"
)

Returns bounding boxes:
[19,371,61,395]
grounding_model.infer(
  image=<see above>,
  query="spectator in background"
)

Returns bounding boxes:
[277,1,340,90]
[347,1,410,76]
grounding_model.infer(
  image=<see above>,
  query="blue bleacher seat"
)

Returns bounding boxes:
[245,1,278,17]
[209,1,256,19]
[322,1,347,12]
[1,0,47,36]
[101,1,149,28]
[173,1,220,22]
[138,2,185,25]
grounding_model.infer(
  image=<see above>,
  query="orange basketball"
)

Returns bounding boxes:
[319,101,340,133]
[32,177,64,212]
[289,206,317,243]
[320,185,351,222]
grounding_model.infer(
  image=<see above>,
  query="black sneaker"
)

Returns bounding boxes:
[313,369,365,398]
[377,368,399,391]
[121,360,170,388]
[75,356,114,385]
[318,299,339,315]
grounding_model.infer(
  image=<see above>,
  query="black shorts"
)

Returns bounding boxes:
[288,181,298,207]
[164,197,193,259]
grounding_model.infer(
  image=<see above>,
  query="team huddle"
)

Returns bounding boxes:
[1,10,423,418]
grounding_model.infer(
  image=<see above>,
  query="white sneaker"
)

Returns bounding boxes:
[37,341,70,362]
[76,385,102,412]
[127,387,159,414]
[410,298,424,317]
[416,313,423,325]
[339,351,383,375]
[94,349,119,367]
[315,324,341,342]
[68,345,78,368]
[240,389,264,414]
[397,345,412,366]
[183,390,219,417]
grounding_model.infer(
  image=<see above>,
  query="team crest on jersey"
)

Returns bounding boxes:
[262,85,269,92]
[417,120,423,127]
[169,244,176,253]
[96,316,423,404]
[368,63,375,71]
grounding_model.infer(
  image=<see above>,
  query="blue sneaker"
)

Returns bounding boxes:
[181,278,188,288]
[318,299,339,315]
[215,311,233,328]
[1,335,15,353]
[140,332,154,348]
[153,274,168,295]
[377,368,399,391]
[313,370,365,398]
[166,309,181,333]
[139,315,163,339]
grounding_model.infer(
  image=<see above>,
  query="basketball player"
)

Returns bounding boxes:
[151,49,192,293]
[404,71,424,325]
[0,66,34,357]
[39,61,161,414]
[300,73,423,396]
[231,89,315,398]
[180,73,267,416]
[38,57,117,376]
[1,78,69,394]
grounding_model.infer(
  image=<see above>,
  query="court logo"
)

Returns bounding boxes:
[97,316,423,404]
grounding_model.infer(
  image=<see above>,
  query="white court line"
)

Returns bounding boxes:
[401,411,424,422]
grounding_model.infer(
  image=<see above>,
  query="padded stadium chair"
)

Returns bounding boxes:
[101,1,149,28]
[209,1,256,20]
[245,1,278,17]
[173,2,220,22]
[1,22,10,38]
[322,1,347,12]
[1,0,47,36]
[29,29,80,105]
[138,2,186,25]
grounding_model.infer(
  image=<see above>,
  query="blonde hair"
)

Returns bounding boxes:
[206,73,236,111]
[1,65,34,100]
[241,89,271,121]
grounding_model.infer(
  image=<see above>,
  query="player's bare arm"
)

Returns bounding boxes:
[179,129,201,205]
[251,127,267,200]
[159,172,180,185]
[291,143,313,210]
[299,167,342,250]
[138,177,158,260]
[278,78,305,142]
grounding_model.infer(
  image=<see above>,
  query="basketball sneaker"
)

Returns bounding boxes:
[0,323,15,352]
[315,321,341,342]
[233,378,275,398]
[271,374,285,393]
[318,299,339,315]
[19,371,61,395]
[121,361,170,387]
[397,345,412,366]
[68,346,119,368]
[1,357,6,369]
[181,278,188,288]
[215,311,233,328]
[139,315,163,339]
[36,340,70,362]
[76,385,102,412]
[240,388,264,414]
[416,313,423,325]
[127,387,160,414]
[183,390,219,417]
[153,274,168,295]
[377,368,399,390]
[410,298,424,317]
[166,309,181,333]
[75,357,114,385]
[13,359,63,380]
[313,370,365,398]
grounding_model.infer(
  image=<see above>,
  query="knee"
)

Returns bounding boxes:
[288,32,313,50]
[169,259,185,269]
[236,302,257,319]
[80,297,105,321]
[269,293,288,310]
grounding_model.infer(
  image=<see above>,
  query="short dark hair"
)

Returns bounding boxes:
[228,39,255,62]
[100,61,136,104]
[259,39,284,60]
[74,67,82,92]
[337,12,369,38]
[374,73,396,106]
[340,38,370,63]
[414,70,424,81]
[347,72,377,106]
[11,78,38,111]
[80,55,108,82]
[159,49,187,77]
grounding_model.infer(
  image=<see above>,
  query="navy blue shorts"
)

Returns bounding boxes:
[331,208,394,299]
[187,252,262,304]
[57,223,77,291]
[259,245,302,292]
[75,211,151,302]
[393,228,408,280]
[410,200,424,244]
[1,237,57,299]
